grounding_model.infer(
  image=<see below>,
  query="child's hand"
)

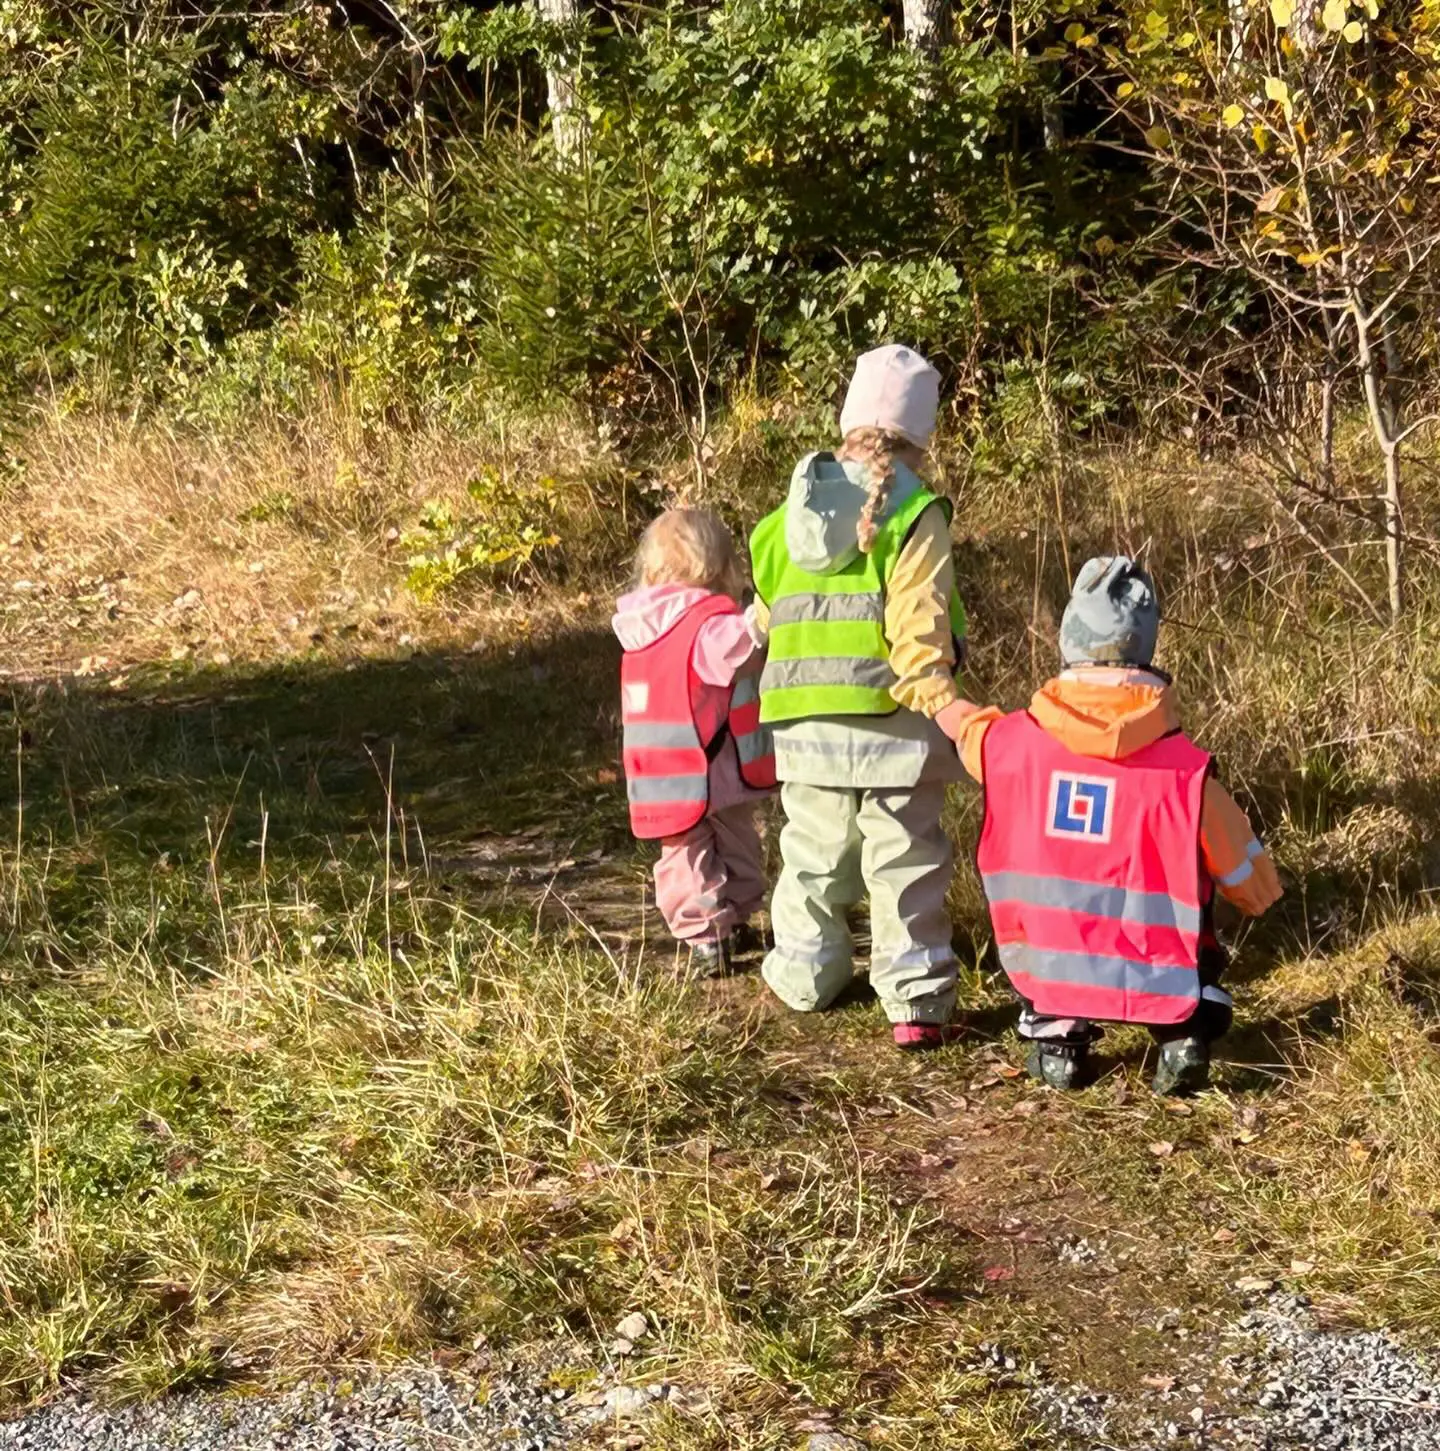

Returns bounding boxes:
[934,698,983,744]
[744,600,769,647]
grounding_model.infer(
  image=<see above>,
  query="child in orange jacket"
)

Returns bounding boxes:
[954,557,1280,1094]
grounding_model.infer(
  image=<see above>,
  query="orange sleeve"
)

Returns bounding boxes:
[956,706,1004,784]
[1201,776,1282,917]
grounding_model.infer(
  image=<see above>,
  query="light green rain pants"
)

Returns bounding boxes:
[762,712,961,1025]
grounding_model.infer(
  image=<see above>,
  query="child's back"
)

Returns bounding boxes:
[958,557,1281,1094]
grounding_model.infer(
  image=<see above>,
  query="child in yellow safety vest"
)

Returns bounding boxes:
[749,345,974,1049]
[613,509,776,973]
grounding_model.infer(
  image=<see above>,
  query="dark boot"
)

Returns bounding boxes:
[727,921,771,959]
[1152,1035,1210,1096]
[1025,1040,1093,1091]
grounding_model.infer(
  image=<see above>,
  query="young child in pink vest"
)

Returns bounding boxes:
[613,509,776,972]
[953,557,1281,1094]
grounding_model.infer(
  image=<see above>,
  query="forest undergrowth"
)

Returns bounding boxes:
[0,401,1439,1446]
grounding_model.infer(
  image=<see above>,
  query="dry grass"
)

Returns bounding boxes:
[2,404,634,673]
[5,399,1440,1438]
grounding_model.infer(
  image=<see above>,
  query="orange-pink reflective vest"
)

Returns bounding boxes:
[976,710,1212,1025]
[620,595,776,840]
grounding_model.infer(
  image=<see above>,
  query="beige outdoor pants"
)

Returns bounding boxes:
[761,779,957,1024]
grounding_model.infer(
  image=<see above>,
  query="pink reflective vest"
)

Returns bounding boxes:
[620,595,776,840]
[976,710,1212,1026]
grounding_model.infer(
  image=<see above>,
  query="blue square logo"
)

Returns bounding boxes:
[1046,772,1114,843]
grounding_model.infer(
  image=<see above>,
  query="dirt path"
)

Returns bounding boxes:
[431,835,1440,1449]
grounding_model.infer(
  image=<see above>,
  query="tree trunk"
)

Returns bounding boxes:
[903,0,949,59]
[1383,442,1404,620]
[1351,299,1403,619]
[536,0,585,161]
[1226,0,1248,72]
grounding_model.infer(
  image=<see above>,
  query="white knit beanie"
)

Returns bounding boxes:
[838,344,941,448]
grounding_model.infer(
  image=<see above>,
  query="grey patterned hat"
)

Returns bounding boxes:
[1060,556,1159,667]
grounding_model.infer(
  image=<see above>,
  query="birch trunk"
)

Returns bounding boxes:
[536,0,584,161]
[902,0,948,60]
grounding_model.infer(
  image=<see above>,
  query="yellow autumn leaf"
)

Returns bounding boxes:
[1117,81,1136,99]
[1145,124,1173,148]
[1321,0,1347,32]
[1364,0,1378,15]
[1343,19,1364,39]
[1077,32,1098,46]
[1297,251,1326,265]
[1223,103,1245,128]
[1270,0,1293,26]
[1064,21,1085,42]
[1253,122,1270,152]
[1265,76,1290,104]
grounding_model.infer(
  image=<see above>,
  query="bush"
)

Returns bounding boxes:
[402,468,562,601]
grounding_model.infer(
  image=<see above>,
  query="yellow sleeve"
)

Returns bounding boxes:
[883,501,960,717]
[957,706,1003,783]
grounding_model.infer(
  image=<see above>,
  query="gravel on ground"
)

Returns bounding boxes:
[1034,1291,1440,1449]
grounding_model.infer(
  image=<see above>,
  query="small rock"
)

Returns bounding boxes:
[603,1385,654,1418]
[806,1434,867,1451]
[615,1311,649,1341]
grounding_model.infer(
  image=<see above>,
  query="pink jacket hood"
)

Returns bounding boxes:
[612,583,718,651]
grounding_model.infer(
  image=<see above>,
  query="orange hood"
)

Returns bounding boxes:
[1028,668,1179,761]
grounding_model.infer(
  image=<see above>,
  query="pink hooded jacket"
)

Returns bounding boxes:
[612,584,767,813]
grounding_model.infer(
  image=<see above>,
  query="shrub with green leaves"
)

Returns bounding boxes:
[402,469,562,601]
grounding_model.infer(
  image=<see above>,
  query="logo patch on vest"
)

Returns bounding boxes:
[1046,772,1114,843]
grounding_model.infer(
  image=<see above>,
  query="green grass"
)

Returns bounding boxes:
[8,411,1440,1443]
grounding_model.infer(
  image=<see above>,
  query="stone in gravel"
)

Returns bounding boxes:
[614,1312,649,1342]
[805,1434,867,1450]
[601,1386,654,1418]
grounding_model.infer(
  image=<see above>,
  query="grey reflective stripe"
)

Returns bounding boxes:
[763,656,897,691]
[623,721,701,750]
[999,943,1199,1001]
[735,728,771,764]
[1202,985,1233,1007]
[982,871,1201,935]
[626,773,708,804]
[730,675,759,707]
[769,592,885,628]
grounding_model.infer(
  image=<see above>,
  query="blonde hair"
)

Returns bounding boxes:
[633,508,745,599]
[839,427,926,554]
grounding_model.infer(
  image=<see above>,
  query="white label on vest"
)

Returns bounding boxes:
[1046,771,1115,843]
[623,681,650,715]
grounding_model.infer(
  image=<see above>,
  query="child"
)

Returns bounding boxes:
[955,556,1282,1094]
[614,508,776,971]
[749,344,973,1049]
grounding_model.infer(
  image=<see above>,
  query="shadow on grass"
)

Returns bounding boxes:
[4,624,640,971]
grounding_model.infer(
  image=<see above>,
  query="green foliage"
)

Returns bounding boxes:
[402,468,561,601]
[0,0,1140,426]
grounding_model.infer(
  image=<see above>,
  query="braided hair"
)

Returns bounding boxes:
[839,427,921,554]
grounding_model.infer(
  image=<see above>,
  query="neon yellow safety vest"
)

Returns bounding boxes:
[750,486,967,723]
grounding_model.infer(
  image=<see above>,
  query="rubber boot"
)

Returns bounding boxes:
[1025,1040,1093,1090]
[1152,1035,1210,1096]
